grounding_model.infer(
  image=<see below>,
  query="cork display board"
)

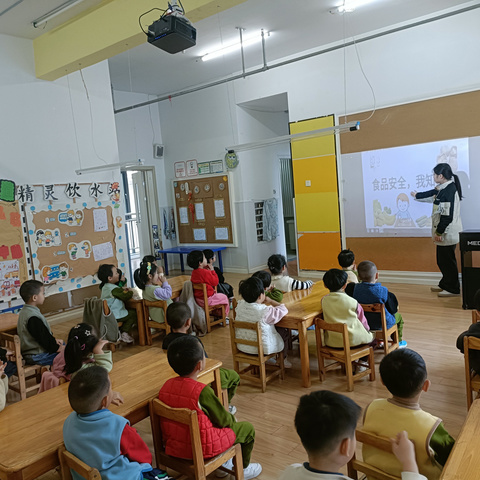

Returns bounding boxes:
[0,198,31,302]
[172,174,235,245]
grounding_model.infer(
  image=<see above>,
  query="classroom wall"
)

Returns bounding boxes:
[0,33,129,304]
[147,8,480,276]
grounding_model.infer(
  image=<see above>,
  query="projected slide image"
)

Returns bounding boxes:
[362,138,469,235]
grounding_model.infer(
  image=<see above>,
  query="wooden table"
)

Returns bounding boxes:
[440,399,480,479]
[277,281,329,388]
[127,275,191,346]
[0,348,222,480]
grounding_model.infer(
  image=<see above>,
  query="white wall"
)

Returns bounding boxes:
[0,33,129,293]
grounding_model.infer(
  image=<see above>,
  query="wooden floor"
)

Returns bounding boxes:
[18,270,471,480]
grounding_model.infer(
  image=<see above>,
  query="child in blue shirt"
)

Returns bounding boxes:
[346,261,405,345]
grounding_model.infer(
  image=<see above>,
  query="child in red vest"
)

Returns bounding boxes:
[158,336,262,480]
[187,250,230,317]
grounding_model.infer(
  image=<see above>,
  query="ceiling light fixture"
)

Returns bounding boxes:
[226,121,360,152]
[201,30,271,62]
[75,160,144,175]
[330,0,374,14]
[32,0,85,28]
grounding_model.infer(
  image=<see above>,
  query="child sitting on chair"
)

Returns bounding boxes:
[63,366,164,480]
[321,269,374,348]
[267,254,313,292]
[346,260,406,346]
[280,389,428,480]
[203,249,234,298]
[187,250,230,316]
[338,249,359,284]
[134,260,172,325]
[252,270,284,302]
[17,280,63,366]
[236,276,291,368]
[362,349,455,479]
[162,302,240,413]
[158,335,262,480]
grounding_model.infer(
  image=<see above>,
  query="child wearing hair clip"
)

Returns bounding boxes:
[39,323,118,394]
[134,261,173,325]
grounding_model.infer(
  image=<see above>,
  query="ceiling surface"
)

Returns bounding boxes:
[0,0,477,99]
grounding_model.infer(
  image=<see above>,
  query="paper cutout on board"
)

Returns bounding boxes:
[0,260,20,297]
[41,262,69,285]
[0,246,8,259]
[67,241,92,261]
[195,203,205,221]
[16,184,34,203]
[115,216,122,228]
[215,227,229,240]
[93,208,108,232]
[36,228,62,248]
[193,228,207,241]
[0,206,5,220]
[65,183,82,199]
[43,185,58,201]
[10,212,21,227]
[89,183,104,198]
[0,179,15,202]
[214,199,225,218]
[58,209,84,226]
[10,244,23,259]
[179,207,189,224]
[92,242,114,262]
[108,182,121,208]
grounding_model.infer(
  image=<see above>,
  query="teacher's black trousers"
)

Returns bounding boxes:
[436,244,460,294]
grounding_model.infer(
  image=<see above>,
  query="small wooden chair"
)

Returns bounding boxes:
[315,317,375,392]
[58,445,100,480]
[192,283,227,333]
[143,299,171,346]
[229,298,284,393]
[361,303,399,356]
[347,430,401,480]
[464,335,480,409]
[0,331,45,400]
[149,398,244,480]
[472,309,480,324]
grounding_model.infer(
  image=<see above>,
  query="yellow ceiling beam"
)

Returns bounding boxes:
[33,0,246,81]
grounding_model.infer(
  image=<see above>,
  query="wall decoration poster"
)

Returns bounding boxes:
[193,228,207,241]
[215,227,229,240]
[92,242,114,262]
[179,207,189,224]
[175,161,186,178]
[214,199,225,218]
[198,162,210,175]
[0,199,29,300]
[210,160,224,174]
[0,260,21,298]
[187,160,198,176]
[194,202,205,221]
[93,208,108,232]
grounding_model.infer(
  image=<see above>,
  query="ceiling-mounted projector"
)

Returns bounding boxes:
[146,1,196,54]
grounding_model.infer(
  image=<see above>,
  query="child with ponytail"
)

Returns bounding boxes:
[134,261,172,324]
[97,264,137,344]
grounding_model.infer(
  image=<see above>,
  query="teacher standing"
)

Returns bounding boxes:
[411,163,463,297]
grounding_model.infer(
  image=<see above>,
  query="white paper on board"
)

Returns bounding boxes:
[179,207,189,224]
[214,199,225,218]
[195,203,205,221]
[92,242,114,262]
[215,227,229,240]
[193,228,207,241]
[93,208,108,232]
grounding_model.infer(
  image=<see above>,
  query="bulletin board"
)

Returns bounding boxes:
[172,174,236,245]
[339,89,480,271]
[0,189,31,302]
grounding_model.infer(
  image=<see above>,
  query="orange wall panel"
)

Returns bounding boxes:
[297,232,342,271]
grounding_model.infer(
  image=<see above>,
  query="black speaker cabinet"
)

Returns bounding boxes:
[460,231,480,309]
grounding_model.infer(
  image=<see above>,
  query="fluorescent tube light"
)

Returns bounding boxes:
[32,0,85,28]
[331,0,374,14]
[226,121,360,152]
[75,160,144,175]
[202,31,270,62]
